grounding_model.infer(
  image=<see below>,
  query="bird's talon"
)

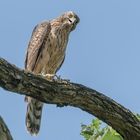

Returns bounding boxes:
[53,76,70,84]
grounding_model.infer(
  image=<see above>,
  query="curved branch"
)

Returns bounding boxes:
[0,116,13,140]
[0,57,140,140]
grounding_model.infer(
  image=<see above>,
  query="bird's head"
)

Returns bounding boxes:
[60,11,80,31]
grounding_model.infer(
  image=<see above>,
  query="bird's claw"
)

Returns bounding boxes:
[38,73,70,84]
[38,73,55,80]
[53,75,70,84]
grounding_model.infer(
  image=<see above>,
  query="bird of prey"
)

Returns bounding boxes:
[24,11,80,135]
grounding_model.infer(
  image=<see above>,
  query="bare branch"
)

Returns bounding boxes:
[0,116,13,140]
[0,57,140,140]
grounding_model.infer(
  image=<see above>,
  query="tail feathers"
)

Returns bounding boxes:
[25,97,43,135]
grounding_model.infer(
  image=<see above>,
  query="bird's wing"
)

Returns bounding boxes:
[25,21,51,71]
[56,55,65,73]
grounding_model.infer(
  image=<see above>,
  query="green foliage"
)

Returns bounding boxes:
[136,113,140,121]
[81,114,140,140]
[81,118,123,140]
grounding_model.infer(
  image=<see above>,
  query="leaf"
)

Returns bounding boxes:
[81,118,124,140]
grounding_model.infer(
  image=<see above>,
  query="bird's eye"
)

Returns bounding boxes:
[68,19,72,23]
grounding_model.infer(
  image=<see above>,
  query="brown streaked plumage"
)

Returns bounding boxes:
[25,11,80,135]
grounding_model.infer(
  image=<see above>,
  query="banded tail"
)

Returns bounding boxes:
[25,97,43,135]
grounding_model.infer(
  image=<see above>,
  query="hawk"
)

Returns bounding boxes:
[25,11,80,135]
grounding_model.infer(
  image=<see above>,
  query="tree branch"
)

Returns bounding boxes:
[0,57,140,140]
[0,116,13,140]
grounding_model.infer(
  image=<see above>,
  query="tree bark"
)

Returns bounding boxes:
[0,116,13,140]
[0,57,140,140]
